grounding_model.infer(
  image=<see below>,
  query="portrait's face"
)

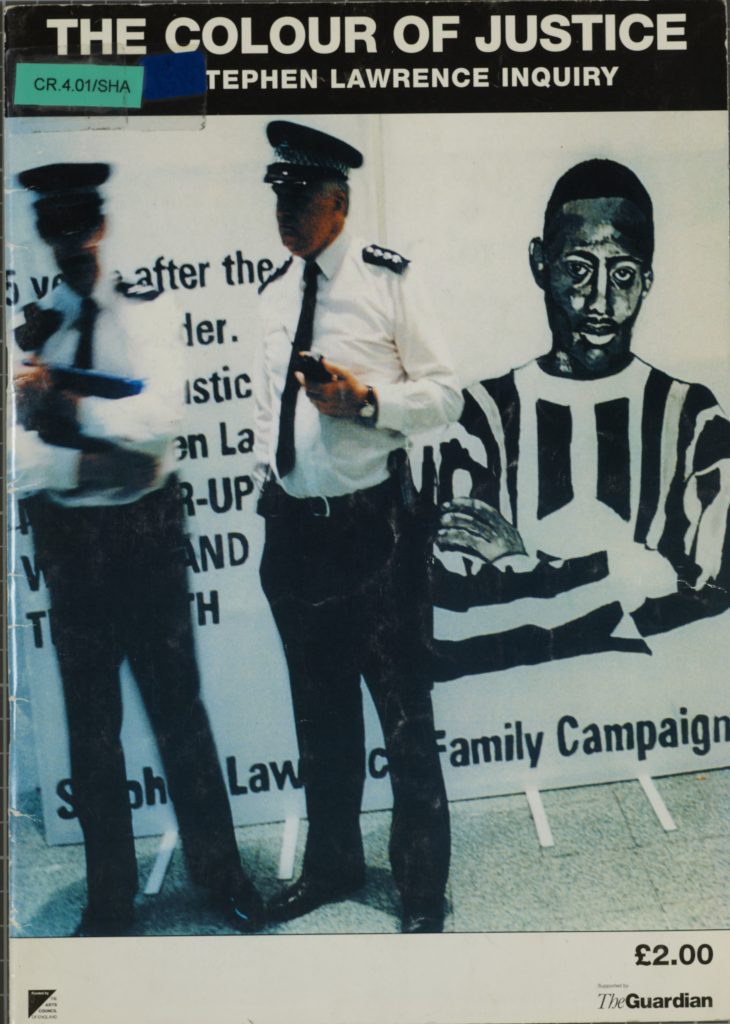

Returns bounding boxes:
[50,222,105,297]
[274,181,345,260]
[533,197,653,378]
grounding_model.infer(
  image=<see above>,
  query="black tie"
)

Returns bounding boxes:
[73,296,99,370]
[276,261,320,478]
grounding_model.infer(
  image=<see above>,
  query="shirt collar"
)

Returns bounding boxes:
[53,274,115,321]
[308,227,350,282]
[50,281,83,321]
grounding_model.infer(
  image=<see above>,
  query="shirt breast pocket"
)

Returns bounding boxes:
[316,318,395,380]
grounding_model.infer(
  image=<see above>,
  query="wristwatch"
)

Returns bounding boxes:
[358,384,378,422]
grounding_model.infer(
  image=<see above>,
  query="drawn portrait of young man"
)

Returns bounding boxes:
[432,159,730,680]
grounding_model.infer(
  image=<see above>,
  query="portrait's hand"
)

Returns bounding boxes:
[79,447,159,496]
[296,356,369,418]
[436,497,527,564]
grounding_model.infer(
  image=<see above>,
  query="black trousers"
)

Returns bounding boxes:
[26,479,244,917]
[259,478,450,914]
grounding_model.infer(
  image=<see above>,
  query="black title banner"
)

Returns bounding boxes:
[4,0,728,115]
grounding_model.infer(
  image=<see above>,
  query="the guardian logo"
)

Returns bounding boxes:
[598,991,713,1010]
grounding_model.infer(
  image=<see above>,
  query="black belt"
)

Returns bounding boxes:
[258,475,397,520]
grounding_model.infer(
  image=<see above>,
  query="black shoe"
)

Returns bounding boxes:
[217,880,266,933]
[73,905,135,938]
[267,872,365,924]
[401,910,444,934]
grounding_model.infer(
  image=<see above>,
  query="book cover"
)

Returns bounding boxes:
[4,2,729,1021]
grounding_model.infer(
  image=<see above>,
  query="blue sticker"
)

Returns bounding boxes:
[140,52,206,102]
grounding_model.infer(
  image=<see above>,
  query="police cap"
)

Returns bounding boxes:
[264,121,363,188]
[18,162,111,241]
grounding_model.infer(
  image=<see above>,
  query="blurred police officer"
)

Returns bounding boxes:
[13,163,264,936]
[255,122,462,933]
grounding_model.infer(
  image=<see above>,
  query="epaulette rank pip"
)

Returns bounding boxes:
[258,256,293,294]
[115,280,161,301]
[362,245,410,274]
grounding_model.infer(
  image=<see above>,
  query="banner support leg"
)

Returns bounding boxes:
[525,787,554,848]
[144,828,179,895]
[637,774,677,831]
[278,816,300,880]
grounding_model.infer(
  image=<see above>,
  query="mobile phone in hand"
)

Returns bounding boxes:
[293,353,333,383]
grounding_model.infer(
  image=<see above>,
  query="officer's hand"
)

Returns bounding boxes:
[79,447,159,495]
[295,357,369,418]
[15,359,80,430]
[14,358,54,427]
[436,497,527,564]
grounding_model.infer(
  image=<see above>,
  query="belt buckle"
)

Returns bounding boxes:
[312,496,331,518]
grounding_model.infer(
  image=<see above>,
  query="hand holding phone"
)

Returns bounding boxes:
[293,353,334,383]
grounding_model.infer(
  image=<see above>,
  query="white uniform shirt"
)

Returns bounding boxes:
[10,278,183,506]
[255,230,463,498]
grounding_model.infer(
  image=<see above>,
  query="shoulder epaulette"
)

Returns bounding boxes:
[362,244,410,275]
[15,302,63,353]
[258,256,293,294]
[115,280,161,301]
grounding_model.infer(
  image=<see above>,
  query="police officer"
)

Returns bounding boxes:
[13,163,264,936]
[255,122,463,933]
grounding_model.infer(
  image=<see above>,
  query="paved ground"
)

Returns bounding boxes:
[9,768,730,937]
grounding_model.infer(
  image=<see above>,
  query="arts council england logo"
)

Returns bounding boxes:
[28,990,58,1020]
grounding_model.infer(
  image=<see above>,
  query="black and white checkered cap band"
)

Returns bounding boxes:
[274,141,350,178]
